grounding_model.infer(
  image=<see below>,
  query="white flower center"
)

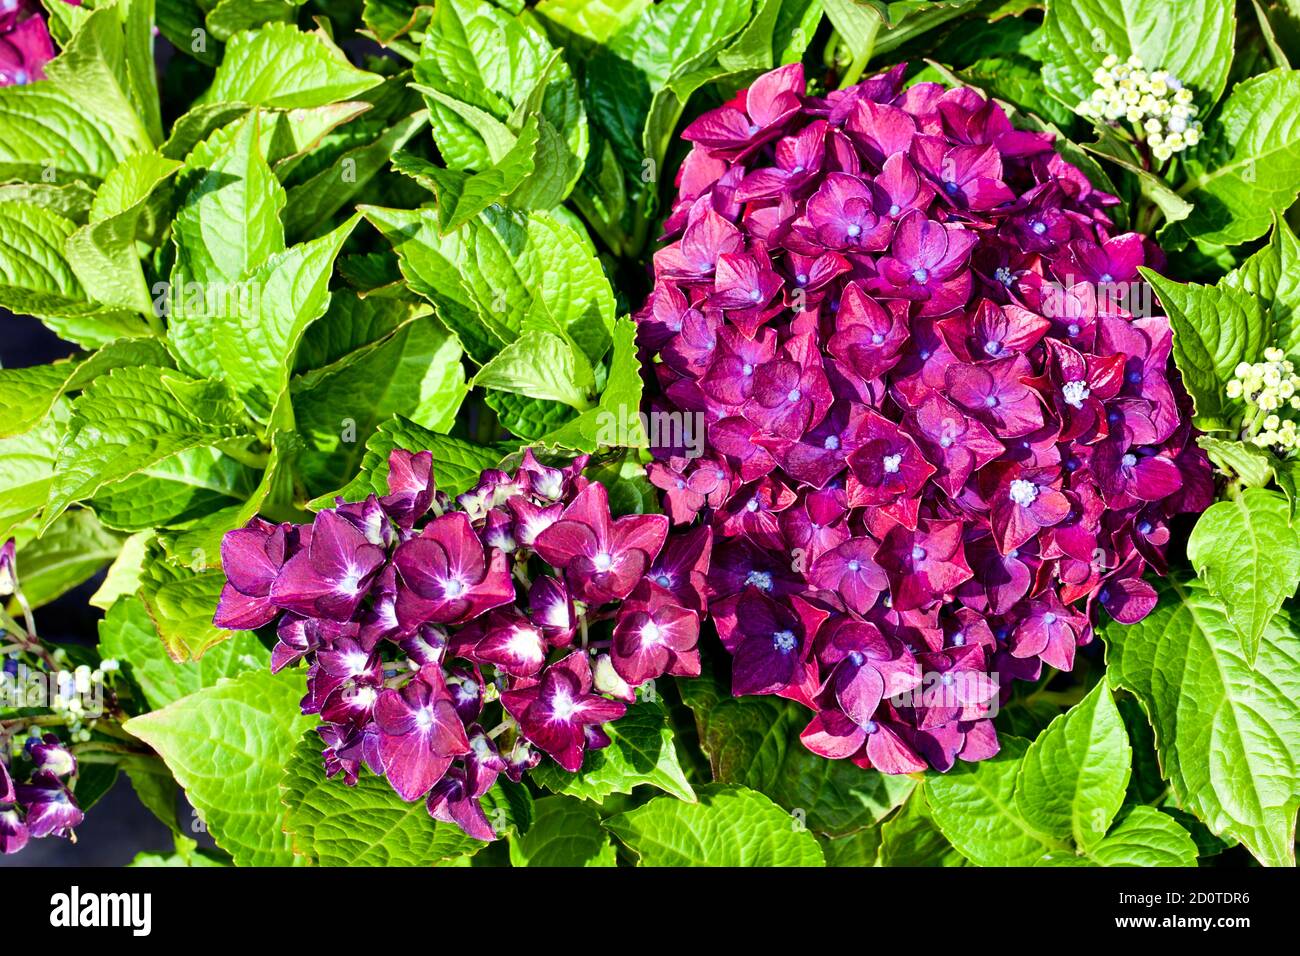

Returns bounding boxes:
[1062,380,1091,409]
[1009,479,1039,507]
[772,630,797,652]
[882,454,902,474]
[592,552,613,571]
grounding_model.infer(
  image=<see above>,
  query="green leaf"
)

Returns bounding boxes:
[508,795,618,866]
[198,215,360,424]
[415,0,587,179]
[66,152,183,314]
[530,699,695,803]
[280,732,486,866]
[98,595,268,710]
[6,509,123,610]
[282,111,428,240]
[362,204,616,366]
[1220,214,1300,359]
[0,83,125,184]
[0,203,149,348]
[0,402,65,540]
[205,0,306,41]
[42,367,247,530]
[606,784,826,866]
[925,737,1071,866]
[1188,488,1300,663]
[0,180,97,222]
[200,23,382,109]
[43,6,158,154]
[90,445,259,532]
[1042,0,1235,109]
[293,314,466,490]
[171,113,286,298]
[536,316,647,452]
[1197,436,1278,489]
[679,659,913,836]
[391,121,537,231]
[89,530,151,610]
[124,670,315,866]
[536,0,652,44]
[137,541,241,662]
[474,330,597,410]
[318,415,515,507]
[1015,681,1131,850]
[878,791,968,866]
[1174,68,1300,247]
[1142,268,1266,429]
[1085,806,1199,866]
[1105,576,1300,867]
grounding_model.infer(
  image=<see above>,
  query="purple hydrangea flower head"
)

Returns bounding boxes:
[635,60,1211,778]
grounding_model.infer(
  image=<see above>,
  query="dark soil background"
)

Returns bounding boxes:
[1,308,175,867]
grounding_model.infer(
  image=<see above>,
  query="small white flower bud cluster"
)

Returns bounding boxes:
[1077,55,1201,162]
[1227,349,1300,453]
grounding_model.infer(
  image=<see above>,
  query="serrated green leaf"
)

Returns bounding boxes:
[679,659,913,836]
[67,151,182,314]
[1196,436,1278,489]
[1015,681,1131,850]
[1085,806,1199,866]
[606,784,826,866]
[1188,488,1300,663]
[508,795,618,866]
[0,83,125,184]
[317,415,515,507]
[205,0,305,42]
[925,737,1071,866]
[283,111,428,240]
[5,509,123,610]
[1105,576,1300,867]
[42,6,157,154]
[0,181,97,222]
[137,541,240,662]
[878,791,968,866]
[0,203,150,348]
[293,314,466,491]
[1042,0,1235,110]
[1142,268,1266,429]
[1174,68,1300,246]
[1220,214,1300,359]
[89,530,151,610]
[280,732,486,866]
[474,330,596,410]
[415,0,586,179]
[98,595,268,710]
[0,402,66,540]
[125,670,315,866]
[200,23,382,109]
[41,367,247,530]
[530,699,695,803]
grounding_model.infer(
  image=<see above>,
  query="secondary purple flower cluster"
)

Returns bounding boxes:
[0,0,63,87]
[216,450,704,840]
[637,63,1211,774]
[1,735,84,854]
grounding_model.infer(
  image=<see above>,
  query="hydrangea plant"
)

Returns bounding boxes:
[1,0,1298,870]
